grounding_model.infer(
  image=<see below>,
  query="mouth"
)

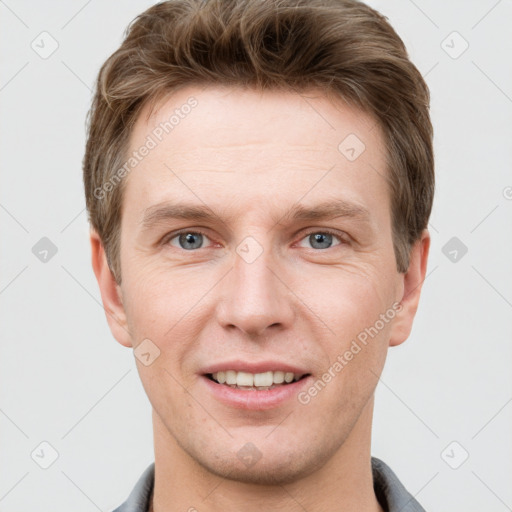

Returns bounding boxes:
[200,361,312,410]
[205,370,310,391]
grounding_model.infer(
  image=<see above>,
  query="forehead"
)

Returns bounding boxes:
[122,85,389,227]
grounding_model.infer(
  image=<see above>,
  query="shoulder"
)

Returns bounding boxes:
[371,457,427,512]
[111,462,155,512]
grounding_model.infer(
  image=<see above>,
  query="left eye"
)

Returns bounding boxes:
[297,230,344,250]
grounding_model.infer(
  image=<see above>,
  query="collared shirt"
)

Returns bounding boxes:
[112,456,426,512]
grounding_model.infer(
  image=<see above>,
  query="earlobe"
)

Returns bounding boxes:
[90,229,133,348]
[388,229,431,347]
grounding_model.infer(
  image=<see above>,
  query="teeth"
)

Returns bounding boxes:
[236,371,253,387]
[273,371,285,384]
[254,371,273,387]
[210,370,304,388]
[225,370,237,385]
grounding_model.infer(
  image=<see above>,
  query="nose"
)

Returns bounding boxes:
[215,239,295,338]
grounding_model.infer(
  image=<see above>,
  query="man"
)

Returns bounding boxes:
[83,0,434,510]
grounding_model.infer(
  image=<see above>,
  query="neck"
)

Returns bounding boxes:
[150,396,383,512]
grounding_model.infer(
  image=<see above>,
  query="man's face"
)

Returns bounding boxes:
[102,86,420,484]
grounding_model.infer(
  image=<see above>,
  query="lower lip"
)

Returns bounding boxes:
[200,375,312,411]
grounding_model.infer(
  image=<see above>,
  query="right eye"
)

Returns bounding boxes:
[166,230,214,251]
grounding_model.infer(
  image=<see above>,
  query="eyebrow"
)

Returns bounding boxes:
[140,199,372,230]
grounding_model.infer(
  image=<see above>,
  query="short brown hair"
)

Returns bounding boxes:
[83,0,434,284]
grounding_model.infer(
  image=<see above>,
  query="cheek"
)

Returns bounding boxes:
[122,261,187,324]
[319,265,394,331]
[121,262,214,367]
[315,268,395,380]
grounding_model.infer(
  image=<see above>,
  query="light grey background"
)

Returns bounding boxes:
[1,1,511,511]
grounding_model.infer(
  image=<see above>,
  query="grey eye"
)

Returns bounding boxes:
[170,232,208,250]
[297,231,343,250]
[308,233,334,249]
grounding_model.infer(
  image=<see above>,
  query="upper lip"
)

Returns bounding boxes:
[200,360,310,375]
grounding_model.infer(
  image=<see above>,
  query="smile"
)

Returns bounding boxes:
[207,370,308,390]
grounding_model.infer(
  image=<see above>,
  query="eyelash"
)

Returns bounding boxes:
[163,228,348,250]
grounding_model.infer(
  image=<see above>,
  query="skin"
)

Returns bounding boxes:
[91,85,430,512]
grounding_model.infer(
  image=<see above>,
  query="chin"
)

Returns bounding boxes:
[191,444,329,486]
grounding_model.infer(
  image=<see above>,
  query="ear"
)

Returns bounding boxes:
[389,229,431,347]
[90,229,132,348]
